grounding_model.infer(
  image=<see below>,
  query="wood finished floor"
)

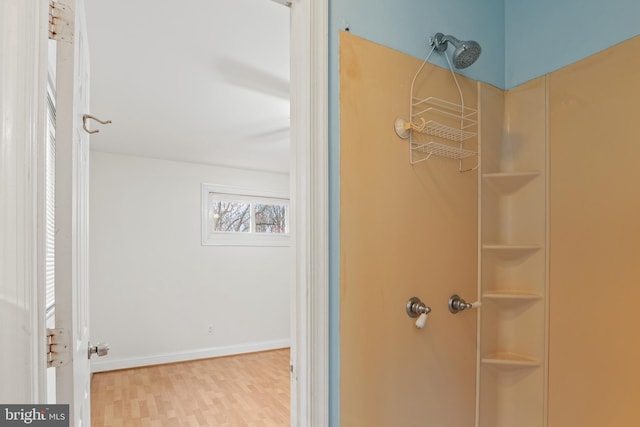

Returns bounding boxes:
[91,349,290,426]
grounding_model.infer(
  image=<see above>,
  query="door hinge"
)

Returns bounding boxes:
[47,328,71,368]
[49,1,73,42]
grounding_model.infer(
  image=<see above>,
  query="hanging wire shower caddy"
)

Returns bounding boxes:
[395,42,479,172]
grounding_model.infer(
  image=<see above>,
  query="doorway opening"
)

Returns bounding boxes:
[13,0,329,424]
[84,0,293,425]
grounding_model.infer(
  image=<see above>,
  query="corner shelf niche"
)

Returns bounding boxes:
[481,352,541,370]
[477,83,547,427]
[483,290,542,302]
[482,244,541,260]
[483,171,539,193]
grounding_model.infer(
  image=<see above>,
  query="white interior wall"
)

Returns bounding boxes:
[89,152,290,372]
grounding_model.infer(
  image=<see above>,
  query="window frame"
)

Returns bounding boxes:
[201,184,291,246]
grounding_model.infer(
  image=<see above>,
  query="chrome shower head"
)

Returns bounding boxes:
[431,33,482,69]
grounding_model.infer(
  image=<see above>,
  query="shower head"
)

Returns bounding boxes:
[431,33,482,69]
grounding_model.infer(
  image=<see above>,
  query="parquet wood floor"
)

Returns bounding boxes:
[91,348,290,426]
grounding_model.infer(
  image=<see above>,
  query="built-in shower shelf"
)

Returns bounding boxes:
[482,244,541,259]
[478,79,548,427]
[483,171,540,193]
[412,142,477,160]
[483,290,543,301]
[481,353,540,370]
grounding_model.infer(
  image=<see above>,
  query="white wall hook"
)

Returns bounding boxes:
[82,114,112,134]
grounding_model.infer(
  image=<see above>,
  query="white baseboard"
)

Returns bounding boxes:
[90,339,290,373]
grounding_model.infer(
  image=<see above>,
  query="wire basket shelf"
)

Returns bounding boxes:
[413,142,477,161]
[411,96,478,130]
[396,96,478,167]
[416,120,477,142]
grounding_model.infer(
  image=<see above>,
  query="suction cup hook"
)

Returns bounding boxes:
[394,117,410,139]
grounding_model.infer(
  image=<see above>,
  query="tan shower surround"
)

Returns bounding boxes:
[340,31,640,426]
[340,32,479,427]
[548,35,640,427]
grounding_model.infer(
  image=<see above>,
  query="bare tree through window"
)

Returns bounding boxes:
[212,201,251,232]
[255,204,287,233]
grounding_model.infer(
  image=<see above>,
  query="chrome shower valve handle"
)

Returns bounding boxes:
[406,297,432,329]
[448,294,481,314]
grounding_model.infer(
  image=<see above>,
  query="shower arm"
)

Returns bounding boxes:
[431,33,462,52]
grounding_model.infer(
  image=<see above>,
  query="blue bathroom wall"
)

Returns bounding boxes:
[330,0,506,89]
[506,0,640,88]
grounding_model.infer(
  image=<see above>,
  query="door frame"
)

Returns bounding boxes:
[0,0,49,404]
[290,0,329,425]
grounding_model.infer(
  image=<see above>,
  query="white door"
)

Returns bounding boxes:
[54,0,92,425]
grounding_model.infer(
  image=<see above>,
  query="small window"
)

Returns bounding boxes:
[202,184,290,246]
[255,203,287,234]
[212,200,251,233]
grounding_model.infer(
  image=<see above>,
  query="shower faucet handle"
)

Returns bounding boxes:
[448,294,481,314]
[406,297,432,329]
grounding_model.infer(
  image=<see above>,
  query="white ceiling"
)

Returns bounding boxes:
[84,0,290,174]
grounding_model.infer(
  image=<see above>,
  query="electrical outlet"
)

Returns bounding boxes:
[207,324,214,335]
